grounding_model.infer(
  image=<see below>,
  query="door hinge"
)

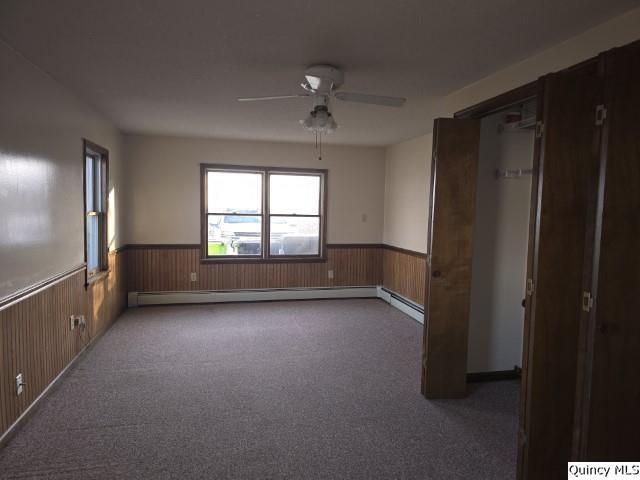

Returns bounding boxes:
[526,278,535,296]
[426,254,432,266]
[595,105,607,126]
[535,121,544,138]
[582,291,594,312]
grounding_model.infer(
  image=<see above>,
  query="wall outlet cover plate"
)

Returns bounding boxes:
[16,373,24,395]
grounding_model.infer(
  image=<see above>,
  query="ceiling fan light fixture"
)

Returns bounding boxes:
[300,106,338,134]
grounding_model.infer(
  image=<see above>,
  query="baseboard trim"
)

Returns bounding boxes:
[129,286,380,307]
[466,367,522,383]
[127,286,426,324]
[377,287,424,323]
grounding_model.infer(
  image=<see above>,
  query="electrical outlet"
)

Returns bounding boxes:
[190,272,197,282]
[16,373,24,396]
[328,270,334,279]
[69,315,86,331]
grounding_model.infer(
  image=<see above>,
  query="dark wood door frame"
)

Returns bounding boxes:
[454,81,539,120]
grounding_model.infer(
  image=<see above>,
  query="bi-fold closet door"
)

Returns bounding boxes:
[517,57,603,480]
[518,41,640,479]
[421,40,640,479]
[571,41,640,462]
[421,118,480,399]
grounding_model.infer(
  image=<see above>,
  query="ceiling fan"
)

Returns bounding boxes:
[237,64,406,133]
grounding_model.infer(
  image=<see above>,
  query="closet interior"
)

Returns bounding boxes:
[467,100,536,377]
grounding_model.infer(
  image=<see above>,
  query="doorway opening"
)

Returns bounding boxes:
[467,99,537,378]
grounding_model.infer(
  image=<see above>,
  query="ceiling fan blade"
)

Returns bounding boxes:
[334,91,406,107]
[237,94,310,102]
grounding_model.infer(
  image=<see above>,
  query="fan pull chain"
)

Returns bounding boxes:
[313,131,323,160]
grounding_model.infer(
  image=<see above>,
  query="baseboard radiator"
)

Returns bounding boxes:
[128,286,424,323]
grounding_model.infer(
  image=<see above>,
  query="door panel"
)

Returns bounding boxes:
[421,118,480,399]
[517,80,545,473]
[575,41,640,460]
[518,61,602,479]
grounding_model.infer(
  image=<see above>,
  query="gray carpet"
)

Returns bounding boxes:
[0,299,518,479]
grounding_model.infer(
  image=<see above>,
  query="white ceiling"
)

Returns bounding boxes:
[1,0,638,146]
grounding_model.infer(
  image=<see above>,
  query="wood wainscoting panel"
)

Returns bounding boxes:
[382,246,426,306]
[0,250,127,441]
[0,270,85,437]
[87,251,128,340]
[126,245,383,292]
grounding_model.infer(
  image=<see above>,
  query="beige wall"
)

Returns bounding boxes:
[123,134,385,245]
[4,7,640,301]
[383,134,432,253]
[0,41,124,301]
[439,6,640,118]
[382,7,640,253]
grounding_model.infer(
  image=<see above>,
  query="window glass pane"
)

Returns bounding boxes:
[207,171,262,214]
[95,158,103,212]
[208,214,262,256]
[270,174,320,215]
[85,156,94,212]
[87,215,99,271]
[270,217,319,256]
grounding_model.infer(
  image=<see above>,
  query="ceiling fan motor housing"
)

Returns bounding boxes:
[304,64,344,94]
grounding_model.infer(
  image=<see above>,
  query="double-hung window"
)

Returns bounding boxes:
[84,140,108,280]
[201,164,327,261]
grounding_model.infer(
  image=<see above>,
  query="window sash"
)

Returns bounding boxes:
[268,215,321,256]
[84,142,108,279]
[207,212,263,258]
[268,173,321,216]
[86,212,105,277]
[207,170,263,215]
[202,165,326,261]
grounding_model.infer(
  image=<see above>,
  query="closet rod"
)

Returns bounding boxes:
[495,168,533,179]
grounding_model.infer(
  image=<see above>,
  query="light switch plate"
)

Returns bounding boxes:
[16,373,24,396]
[328,270,334,279]
[190,272,197,282]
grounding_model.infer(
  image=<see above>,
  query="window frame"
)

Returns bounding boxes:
[83,139,109,283]
[200,164,328,263]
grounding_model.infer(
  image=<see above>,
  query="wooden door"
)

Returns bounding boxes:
[517,80,545,471]
[421,118,480,399]
[517,60,603,479]
[573,40,640,460]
